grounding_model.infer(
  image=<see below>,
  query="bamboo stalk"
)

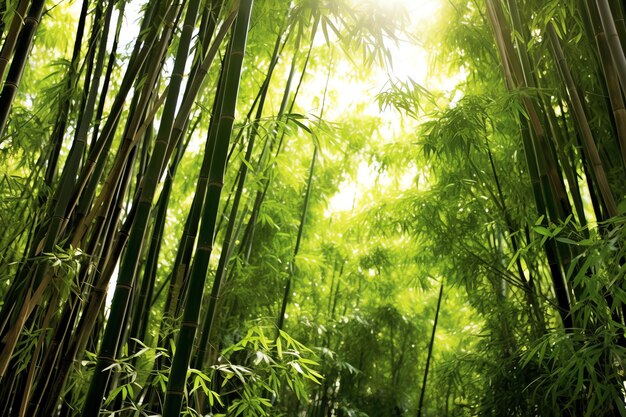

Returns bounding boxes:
[596,0,626,98]
[162,2,253,415]
[44,0,90,185]
[0,0,29,86]
[547,24,619,217]
[193,24,286,372]
[586,0,626,168]
[277,145,317,332]
[0,0,45,137]
[417,282,444,417]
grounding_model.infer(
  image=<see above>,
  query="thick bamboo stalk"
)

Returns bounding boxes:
[162,2,253,415]
[0,0,30,85]
[193,25,285,371]
[0,0,29,85]
[0,0,45,137]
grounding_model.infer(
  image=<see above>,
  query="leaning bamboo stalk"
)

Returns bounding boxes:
[0,0,45,137]
[586,0,626,168]
[277,23,326,334]
[239,16,316,261]
[80,0,203,411]
[162,1,253,415]
[193,24,285,371]
[547,24,619,217]
[44,0,91,185]
[609,0,626,47]
[0,0,29,86]
[596,0,626,98]
[128,123,193,356]
[163,7,237,167]
[277,145,317,333]
[417,282,444,417]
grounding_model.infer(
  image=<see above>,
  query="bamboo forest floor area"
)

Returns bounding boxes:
[2,0,626,416]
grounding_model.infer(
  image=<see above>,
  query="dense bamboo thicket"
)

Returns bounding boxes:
[0,0,625,416]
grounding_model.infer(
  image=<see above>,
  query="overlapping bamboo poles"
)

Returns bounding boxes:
[80,0,205,410]
[162,1,253,415]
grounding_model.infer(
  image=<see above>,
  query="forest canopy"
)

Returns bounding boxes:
[1,0,626,416]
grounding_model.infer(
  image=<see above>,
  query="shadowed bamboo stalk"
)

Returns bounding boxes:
[0,0,45,138]
[162,1,253,415]
[596,0,626,97]
[485,0,573,328]
[0,0,29,86]
[44,0,91,186]
[193,23,286,372]
[547,24,619,217]
[585,0,626,168]
[80,0,204,411]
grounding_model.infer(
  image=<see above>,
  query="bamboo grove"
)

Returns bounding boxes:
[0,0,626,416]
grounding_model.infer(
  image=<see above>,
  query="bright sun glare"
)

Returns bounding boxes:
[325,0,444,216]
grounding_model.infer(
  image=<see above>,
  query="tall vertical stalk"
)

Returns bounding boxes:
[162,1,253,415]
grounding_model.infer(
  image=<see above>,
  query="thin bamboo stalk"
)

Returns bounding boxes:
[44,0,91,185]
[277,145,317,333]
[417,282,444,417]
